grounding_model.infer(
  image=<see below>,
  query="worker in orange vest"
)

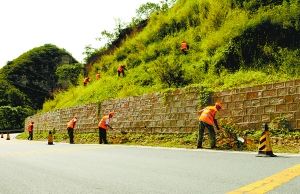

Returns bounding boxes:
[67,116,77,144]
[98,112,115,144]
[27,121,34,140]
[197,103,222,149]
[83,77,90,86]
[96,72,100,80]
[180,40,189,55]
[117,65,126,77]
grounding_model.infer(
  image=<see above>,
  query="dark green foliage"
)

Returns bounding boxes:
[55,63,83,89]
[0,44,77,131]
[0,44,77,109]
[154,57,190,88]
[136,2,160,21]
[215,19,300,72]
[0,106,34,131]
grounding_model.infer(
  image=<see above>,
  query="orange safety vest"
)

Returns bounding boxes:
[28,123,33,132]
[117,66,123,72]
[98,115,109,130]
[181,42,188,50]
[199,106,218,126]
[83,78,89,83]
[96,73,100,80]
[67,119,77,129]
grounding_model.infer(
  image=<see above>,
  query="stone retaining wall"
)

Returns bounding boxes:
[26,79,300,133]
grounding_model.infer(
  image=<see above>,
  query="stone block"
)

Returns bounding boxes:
[266,84,273,90]
[277,88,287,96]
[246,92,258,100]
[276,104,287,113]
[256,106,265,115]
[288,87,297,95]
[295,80,300,86]
[232,109,244,116]
[265,106,276,113]
[235,101,244,109]
[281,113,295,120]
[297,120,300,129]
[285,80,295,87]
[233,93,247,101]
[285,95,294,103]
[243,116,250,123]
[260,98,269,106]
[262,114,270,122]
[288,103,298,111]
[269,97,285,105]
[262,89,277,97]
[251,99,260,107]
[273,82,285,88]
[250,115,261,123]
[243,100,252,107]
[223,95,232,103]
[220,109,231,117]
[246,107,256,115]
[233,116,243,123]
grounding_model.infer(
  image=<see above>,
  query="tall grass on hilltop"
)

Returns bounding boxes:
[43,0,300,112]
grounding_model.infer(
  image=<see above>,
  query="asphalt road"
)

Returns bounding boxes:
[0,135,299,194]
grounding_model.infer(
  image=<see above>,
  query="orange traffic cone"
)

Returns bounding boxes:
[48,131,54,145]
[6,132,10,140]
[256,123,276,157]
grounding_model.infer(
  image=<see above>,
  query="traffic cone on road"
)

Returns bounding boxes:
[6,132,10,140]
[48,131,54,145]
[256,123,276,157]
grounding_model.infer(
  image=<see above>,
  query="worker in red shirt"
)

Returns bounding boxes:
[27,121,34,140]
[197,103,222,149]
[98,112,115,144]
[117,65,126,77]
[83,77,90,86]
[180,40,189,55]
[67,116,77,144]
[96,72,100,80]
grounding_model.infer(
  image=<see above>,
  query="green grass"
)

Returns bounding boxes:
[41,0,300,112]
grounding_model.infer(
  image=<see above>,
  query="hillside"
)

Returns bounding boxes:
[42,0,300,112]
[0,44,78,131]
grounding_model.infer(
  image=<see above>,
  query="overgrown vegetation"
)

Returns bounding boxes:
[0,44,78,132]
[43,0,300,112]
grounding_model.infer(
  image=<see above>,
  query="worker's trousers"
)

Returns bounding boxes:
[28,131,33,140]
[197,121,216,148]
[67,127,74,144]
[98,127,108,144]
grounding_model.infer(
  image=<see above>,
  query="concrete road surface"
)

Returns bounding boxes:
[0,136,299,194]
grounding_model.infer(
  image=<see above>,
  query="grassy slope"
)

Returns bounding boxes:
[42,0,300,112]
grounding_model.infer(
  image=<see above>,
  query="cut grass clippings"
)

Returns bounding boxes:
[16,131,300,154]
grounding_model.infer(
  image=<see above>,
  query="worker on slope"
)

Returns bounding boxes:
[180,40,189,55]
[27,121,34,140]
[67,116,77,144]
[117,65,126,77]
[96,72,100,80]
[197,103,222,149]
[83,77,90,86]
[98,112,115,144]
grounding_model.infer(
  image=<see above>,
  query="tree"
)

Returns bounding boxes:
[55,63,83,89]
[154,57,188,88]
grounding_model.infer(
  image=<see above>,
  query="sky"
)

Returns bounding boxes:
[0,0,161,68]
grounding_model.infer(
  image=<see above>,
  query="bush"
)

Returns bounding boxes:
[0,106,34,131]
